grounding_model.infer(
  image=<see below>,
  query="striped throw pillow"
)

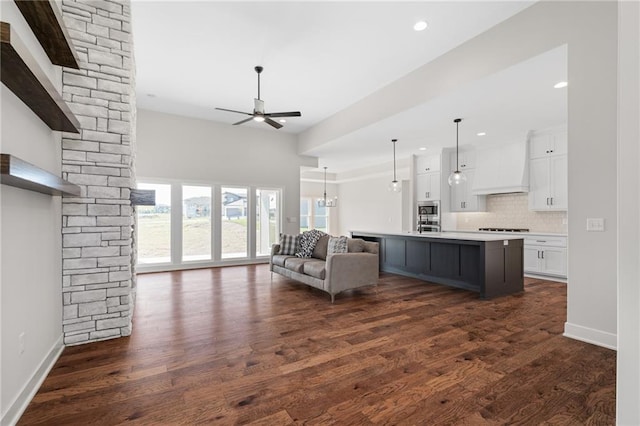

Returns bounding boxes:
[278,234,300,255]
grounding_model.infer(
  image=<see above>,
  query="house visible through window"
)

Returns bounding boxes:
[221,186,248,259]
[182,185,211,261]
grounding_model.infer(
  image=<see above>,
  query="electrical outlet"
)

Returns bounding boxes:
[586,218,605,232]
[19,332,25,356]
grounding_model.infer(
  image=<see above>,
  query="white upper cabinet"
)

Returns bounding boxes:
[450,169,486,212]
[529,130,568,159]
[528,127,568,211]
[415,154,441,174]
[415,171,441,201]
[449,150,475,171]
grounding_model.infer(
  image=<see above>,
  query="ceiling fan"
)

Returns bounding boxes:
[216,66,302,130]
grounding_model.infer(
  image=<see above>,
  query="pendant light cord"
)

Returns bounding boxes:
[454,118,462,172]
[323,166,328,202]
[392,139,398,182]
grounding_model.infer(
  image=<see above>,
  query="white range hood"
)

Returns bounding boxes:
[472,137,529,195]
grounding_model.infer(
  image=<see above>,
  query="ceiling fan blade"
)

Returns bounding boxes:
[264,117,283,129]
[233,117,254,126]
[265,111,302,118]
[216,107,252,116]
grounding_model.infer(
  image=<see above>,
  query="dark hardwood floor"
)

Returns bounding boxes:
[19,265,616,425]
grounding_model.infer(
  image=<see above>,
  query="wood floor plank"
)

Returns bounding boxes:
[18,267,616,425]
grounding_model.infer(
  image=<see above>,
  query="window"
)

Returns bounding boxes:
[221,187,248,258]
[136,181,284,269]
[300,197,329,233]
[182,185,211,261]
[137,183,171,264]
[256,189,280,256]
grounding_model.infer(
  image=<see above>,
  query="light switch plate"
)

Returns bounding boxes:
[586,218,605,232]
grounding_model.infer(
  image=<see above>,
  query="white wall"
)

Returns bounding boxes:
[136,109,316,236]
[1,3,64,422]
[617,0,640,423]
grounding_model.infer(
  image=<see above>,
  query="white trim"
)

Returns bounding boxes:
[137,258,269,274]
[563,322,617,350]
[524,273,567,283]
[2,335,64,426]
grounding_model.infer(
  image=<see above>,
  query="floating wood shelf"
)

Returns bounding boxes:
[14,0,80,69]
[1,21,80,133]
[1,154,81,196]
[130,189,156,206]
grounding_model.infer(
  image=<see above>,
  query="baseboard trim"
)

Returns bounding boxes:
[564,322,617,350]
[1,334,64,426]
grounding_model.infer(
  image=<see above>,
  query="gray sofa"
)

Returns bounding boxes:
[270,236,379,302]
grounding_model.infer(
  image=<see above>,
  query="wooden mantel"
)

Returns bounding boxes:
[0,21,80,132]
[1,154,81,196]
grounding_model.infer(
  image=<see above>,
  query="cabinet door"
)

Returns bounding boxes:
[416,155,440,174]
[429,172,441,200]
[550,131,568,156]
[450,150,474,171]
[416,172,439,201]
[549,156,568,210]
[523,246,542,273]
[528,157,551,210]
[541,247,567,276]
[450,170,483,212]
[529,134,551,159]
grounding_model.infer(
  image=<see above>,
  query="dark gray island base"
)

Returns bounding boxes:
[351,231,524,299]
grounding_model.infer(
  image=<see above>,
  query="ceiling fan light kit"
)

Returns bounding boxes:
[216,65,301,130]
[448,118,467,186]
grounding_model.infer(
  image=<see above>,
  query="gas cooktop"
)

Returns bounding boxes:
[479,228,530,232]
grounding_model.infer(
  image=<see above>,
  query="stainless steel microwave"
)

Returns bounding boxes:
[418,201,439,216]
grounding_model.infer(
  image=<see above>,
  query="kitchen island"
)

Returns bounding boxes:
[351,231,524,299]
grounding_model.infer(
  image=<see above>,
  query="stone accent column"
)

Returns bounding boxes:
[60,0,135,345]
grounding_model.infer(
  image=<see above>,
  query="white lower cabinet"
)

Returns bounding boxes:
[523,235,567,278]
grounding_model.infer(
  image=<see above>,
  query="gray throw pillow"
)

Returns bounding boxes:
[278,234,300,255]
[328,236,348,254]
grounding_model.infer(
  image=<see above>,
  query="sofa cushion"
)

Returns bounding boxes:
[296,229,326,258]
[312,234,330,260]
[272,254,294,267]
[303,260,326,280]
[278,234,300,255]
[284,257,309,273]
[328,236,348,254]
[347,238,365,253]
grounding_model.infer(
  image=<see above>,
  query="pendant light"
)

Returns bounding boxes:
[317,166,336,208]
[448,118,467,186]
[389,139,402,192]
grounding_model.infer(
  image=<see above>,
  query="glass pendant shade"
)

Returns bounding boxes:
[389,180,402,192]
[449,118,466,187]
[448,170,467,186]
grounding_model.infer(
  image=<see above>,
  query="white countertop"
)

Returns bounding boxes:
[443,230,568,238]
[351,230,525,242]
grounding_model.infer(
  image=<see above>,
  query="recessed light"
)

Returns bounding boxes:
[477,132,486,136]
[419,147,427,151]
[413,21,428,31]
[279,119,286,123]
[554,81,568,89]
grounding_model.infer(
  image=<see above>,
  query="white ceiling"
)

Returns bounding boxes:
[132,1,567,173]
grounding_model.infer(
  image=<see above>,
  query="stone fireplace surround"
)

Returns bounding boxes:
[60,0,136,345]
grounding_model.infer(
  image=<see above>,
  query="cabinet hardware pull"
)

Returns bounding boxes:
[550,197,553,205]
[541,251,544,259]
[536,240,546,243]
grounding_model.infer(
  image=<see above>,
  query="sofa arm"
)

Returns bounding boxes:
[325,252,379,295]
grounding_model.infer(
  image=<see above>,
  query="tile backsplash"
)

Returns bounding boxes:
[454,193,568,234]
